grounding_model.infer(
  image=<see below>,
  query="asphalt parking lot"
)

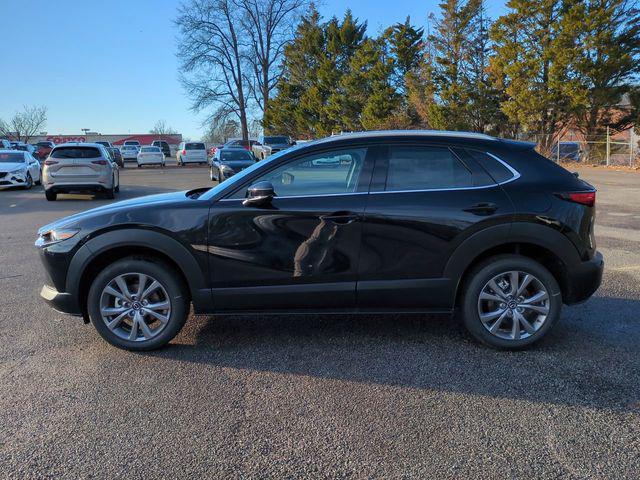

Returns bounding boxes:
[1,164,638,478]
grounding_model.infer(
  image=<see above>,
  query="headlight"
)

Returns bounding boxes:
[221,165,234,172]
[10,168,26,175]
[35,228,80,248]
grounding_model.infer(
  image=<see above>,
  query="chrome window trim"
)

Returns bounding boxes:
[485,151,521,182]
[217,151,521,201]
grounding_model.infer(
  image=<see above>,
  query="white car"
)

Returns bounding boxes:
[120,145,139,162]
[137,146,165,167]
[176,141,207,165]
[0,150,42,189]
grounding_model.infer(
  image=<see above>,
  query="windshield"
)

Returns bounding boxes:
[0,152,25,163]
[221,150,253,161]
[141,147,160,152]
[122,146,137,151]
[264,136,289,144]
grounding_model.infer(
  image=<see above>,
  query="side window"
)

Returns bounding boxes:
[231,148,367,198]
[385,146,473,191]
[465,149,515,183]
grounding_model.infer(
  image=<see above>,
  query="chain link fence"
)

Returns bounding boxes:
[514,130,637,167]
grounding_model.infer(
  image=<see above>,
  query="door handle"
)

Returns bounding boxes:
[321,211,359,225]
[463,202,498,216]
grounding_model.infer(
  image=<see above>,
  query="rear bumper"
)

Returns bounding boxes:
[40,284,82,316]
[45,183,111,193]
[564,251,604,304]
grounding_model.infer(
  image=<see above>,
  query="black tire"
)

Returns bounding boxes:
[137,163,141,168]
[460,254,562,350]
[24,173,33,190]
[114,182,120,193]
[45,189,56,201]
[87,256,189,351]
[104,181,115,199]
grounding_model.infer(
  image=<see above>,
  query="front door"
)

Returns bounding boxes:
[207,146,375,311]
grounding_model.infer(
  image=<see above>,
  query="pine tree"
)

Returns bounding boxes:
[569,0,640,137]
[490,0,580,153]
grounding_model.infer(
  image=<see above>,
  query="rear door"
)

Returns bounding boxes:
[50,146,104,181]
[357,142,514,310]
[185,142,207,162]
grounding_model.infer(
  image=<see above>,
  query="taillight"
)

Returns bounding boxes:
[557,191,596,207]
[92,160,107,165]
[44,159,58,165]
[182,149,186,155]
[244,145,250,150]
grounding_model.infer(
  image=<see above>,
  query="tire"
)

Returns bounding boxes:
[460,254,562,350]
[87,256,189,351]
[209,166,215,181]
[45,189,56,201]
[104,181,115,199]
[137,163,141,168]
[114,183,120,193]
[24,173,33,190]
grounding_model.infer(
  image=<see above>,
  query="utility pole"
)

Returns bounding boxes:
[606,125,610,166]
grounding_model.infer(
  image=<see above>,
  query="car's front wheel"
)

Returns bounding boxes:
[461,255,561,350]
[87,257,189,351]
[24,173,33,190]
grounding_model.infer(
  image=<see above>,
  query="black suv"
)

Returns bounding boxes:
[152,140,171,158]
[36,131,603,351]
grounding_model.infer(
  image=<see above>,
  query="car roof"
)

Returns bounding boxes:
[220,147,252,152]
[54,142,106,148]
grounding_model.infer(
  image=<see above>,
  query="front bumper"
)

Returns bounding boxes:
[40,284,82,316]
[0,171,27,188]
[564,251,604,304]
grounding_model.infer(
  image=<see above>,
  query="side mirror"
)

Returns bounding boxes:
[243,181,275,206]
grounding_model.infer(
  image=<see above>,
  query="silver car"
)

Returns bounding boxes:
[43,143,120,201]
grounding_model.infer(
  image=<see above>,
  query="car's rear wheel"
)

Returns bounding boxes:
[461,255,561,349]
[45,189,56,201]
[87,257,189,351]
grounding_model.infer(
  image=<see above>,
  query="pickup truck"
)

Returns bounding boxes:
[251,135,293,160]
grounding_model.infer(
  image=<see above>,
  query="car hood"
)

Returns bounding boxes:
[221,160,254,168]
[0,162,27,172]
[38,190,190,233]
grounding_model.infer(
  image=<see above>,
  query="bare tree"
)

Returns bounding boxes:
[149,120,178,136]
[203,106,241,143]
[0,105,47,143]
[235,0,309,118]
[176,0,251,141]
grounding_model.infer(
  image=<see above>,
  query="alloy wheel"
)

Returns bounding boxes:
[477,270,550,341]
[99,272,171,342]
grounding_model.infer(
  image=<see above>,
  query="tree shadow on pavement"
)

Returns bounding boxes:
[149,295,640,412]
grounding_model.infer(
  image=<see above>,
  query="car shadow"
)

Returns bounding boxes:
[148,295,640,412]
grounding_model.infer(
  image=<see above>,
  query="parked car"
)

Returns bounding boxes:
[35,130,603,351]
[0,139,11,149]
[123,140,141,148]
[42,143,120,201]
[11,143,38,155]
[137,146,165,168]
[223,138,259,151]
[95,141,113,149]
[0,150,42,189]
[550,141,584,162]
[209,147,256,181]
[208,144,224,157]
[120,145,139,162]
[252,135,293,160]
[151,140,171,158]
[107,147,124,167]
[176,141,207,165]
[36,141,56,159]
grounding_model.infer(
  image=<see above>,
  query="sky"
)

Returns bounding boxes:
[1,0,507,140]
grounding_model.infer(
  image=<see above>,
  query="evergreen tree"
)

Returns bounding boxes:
[569,0,640,137]
[490,0,580,153]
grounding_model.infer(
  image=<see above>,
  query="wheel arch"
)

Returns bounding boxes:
[446,223,581,307]
[68,229,208,321]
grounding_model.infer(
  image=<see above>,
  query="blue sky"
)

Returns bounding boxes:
[1,0,506,140]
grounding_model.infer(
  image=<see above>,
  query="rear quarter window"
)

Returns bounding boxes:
[465,149,515,183]
[51,147,102,159]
